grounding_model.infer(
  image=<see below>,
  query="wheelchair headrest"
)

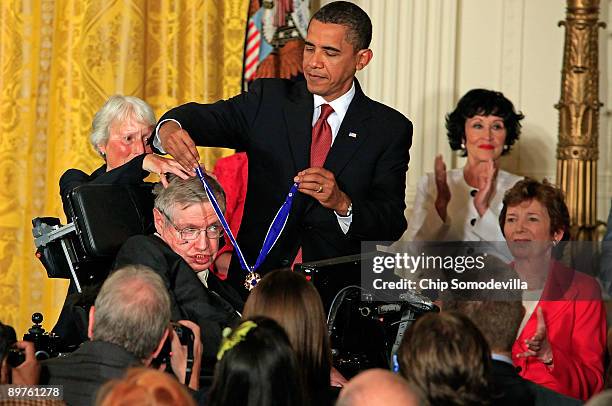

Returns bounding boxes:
[67,183,155,258]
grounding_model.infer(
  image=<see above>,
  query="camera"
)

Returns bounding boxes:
[172,323,195,347]
[7,348,26,368]
[152,323,195,367]
[3,312,61,368]
[23,312,61,360]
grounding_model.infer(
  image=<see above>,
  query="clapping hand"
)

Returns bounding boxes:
[473,159,496,217]
[434,155,451,222]
[517,307,553,365]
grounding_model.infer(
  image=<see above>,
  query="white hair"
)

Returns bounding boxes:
[90,95,156,155]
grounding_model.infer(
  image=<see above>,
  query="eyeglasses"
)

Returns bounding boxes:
[162,211,224,240]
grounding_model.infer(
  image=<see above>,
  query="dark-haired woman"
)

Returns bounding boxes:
[208,317,305,406]
[404,89,524,243]
[501,179,606,400]
[242,270,342,406]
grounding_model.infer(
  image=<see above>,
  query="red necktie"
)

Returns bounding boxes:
[310,104,334,167]
[293,104,334,269]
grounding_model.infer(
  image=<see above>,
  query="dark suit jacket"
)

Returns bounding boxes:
[490,359,582,406]
[40,340,141,406]
[114,234,243,375]
[159,79,413,291]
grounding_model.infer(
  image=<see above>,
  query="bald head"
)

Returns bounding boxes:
[91,265,171,360]
[337,369,420,406]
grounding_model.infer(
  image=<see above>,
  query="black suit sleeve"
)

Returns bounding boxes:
[349,118,412,241]
[157,79,270,151]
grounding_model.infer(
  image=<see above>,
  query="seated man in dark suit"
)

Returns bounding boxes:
[114,173,243,376]
[445,301,582,406]
[40,265,201,406]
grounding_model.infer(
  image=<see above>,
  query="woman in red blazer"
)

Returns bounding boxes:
[500,178,606,401]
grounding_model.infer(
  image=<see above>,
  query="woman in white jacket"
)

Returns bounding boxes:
[404,89,524,243]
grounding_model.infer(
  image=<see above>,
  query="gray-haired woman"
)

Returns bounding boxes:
[59,95,190,216]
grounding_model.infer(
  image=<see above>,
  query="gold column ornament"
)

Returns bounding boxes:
[555,0,606,240]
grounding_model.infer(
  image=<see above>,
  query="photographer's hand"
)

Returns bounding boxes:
[170,320,202,390]
[11,341,40,385]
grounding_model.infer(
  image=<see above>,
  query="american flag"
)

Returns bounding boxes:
[244,19,261,82]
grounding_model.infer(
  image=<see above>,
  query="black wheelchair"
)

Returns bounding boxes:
[32,183,155,350]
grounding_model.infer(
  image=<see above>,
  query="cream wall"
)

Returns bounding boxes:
[322,0,612,221]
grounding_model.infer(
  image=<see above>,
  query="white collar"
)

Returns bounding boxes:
[491,353,514,366]
[313,81,356,122]
[196,269,210,288]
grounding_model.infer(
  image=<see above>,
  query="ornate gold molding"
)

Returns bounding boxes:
[555,0,606,240]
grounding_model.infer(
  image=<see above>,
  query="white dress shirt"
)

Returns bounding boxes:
[312,81,356,233]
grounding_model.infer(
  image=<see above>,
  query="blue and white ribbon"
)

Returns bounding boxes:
[195,167,297,285]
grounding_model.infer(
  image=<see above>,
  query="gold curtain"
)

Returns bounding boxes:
[0,0,248,335]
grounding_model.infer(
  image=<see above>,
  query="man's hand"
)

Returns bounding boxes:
[142,154,194,187]
[516,307,554,365]
[434,155,451,222]
[170,320,202,390]
[11,341,40,385]
[158,121,201,172]
[294,167,351,215]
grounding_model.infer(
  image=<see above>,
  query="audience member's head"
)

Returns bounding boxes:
[398,311,491,405]
[0,322,16,362]
[444,301,525,355]
[208,317,304,406]
[153,174,225,272]
[89,265,171,364]
[96,367,195,406]
[446,88,524,156]
[500,178,570,241]
[500,178,570,268]
[243,270,331,401]
[90,95,156,170]
[337,369,420,406]
[0,321,17,384]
